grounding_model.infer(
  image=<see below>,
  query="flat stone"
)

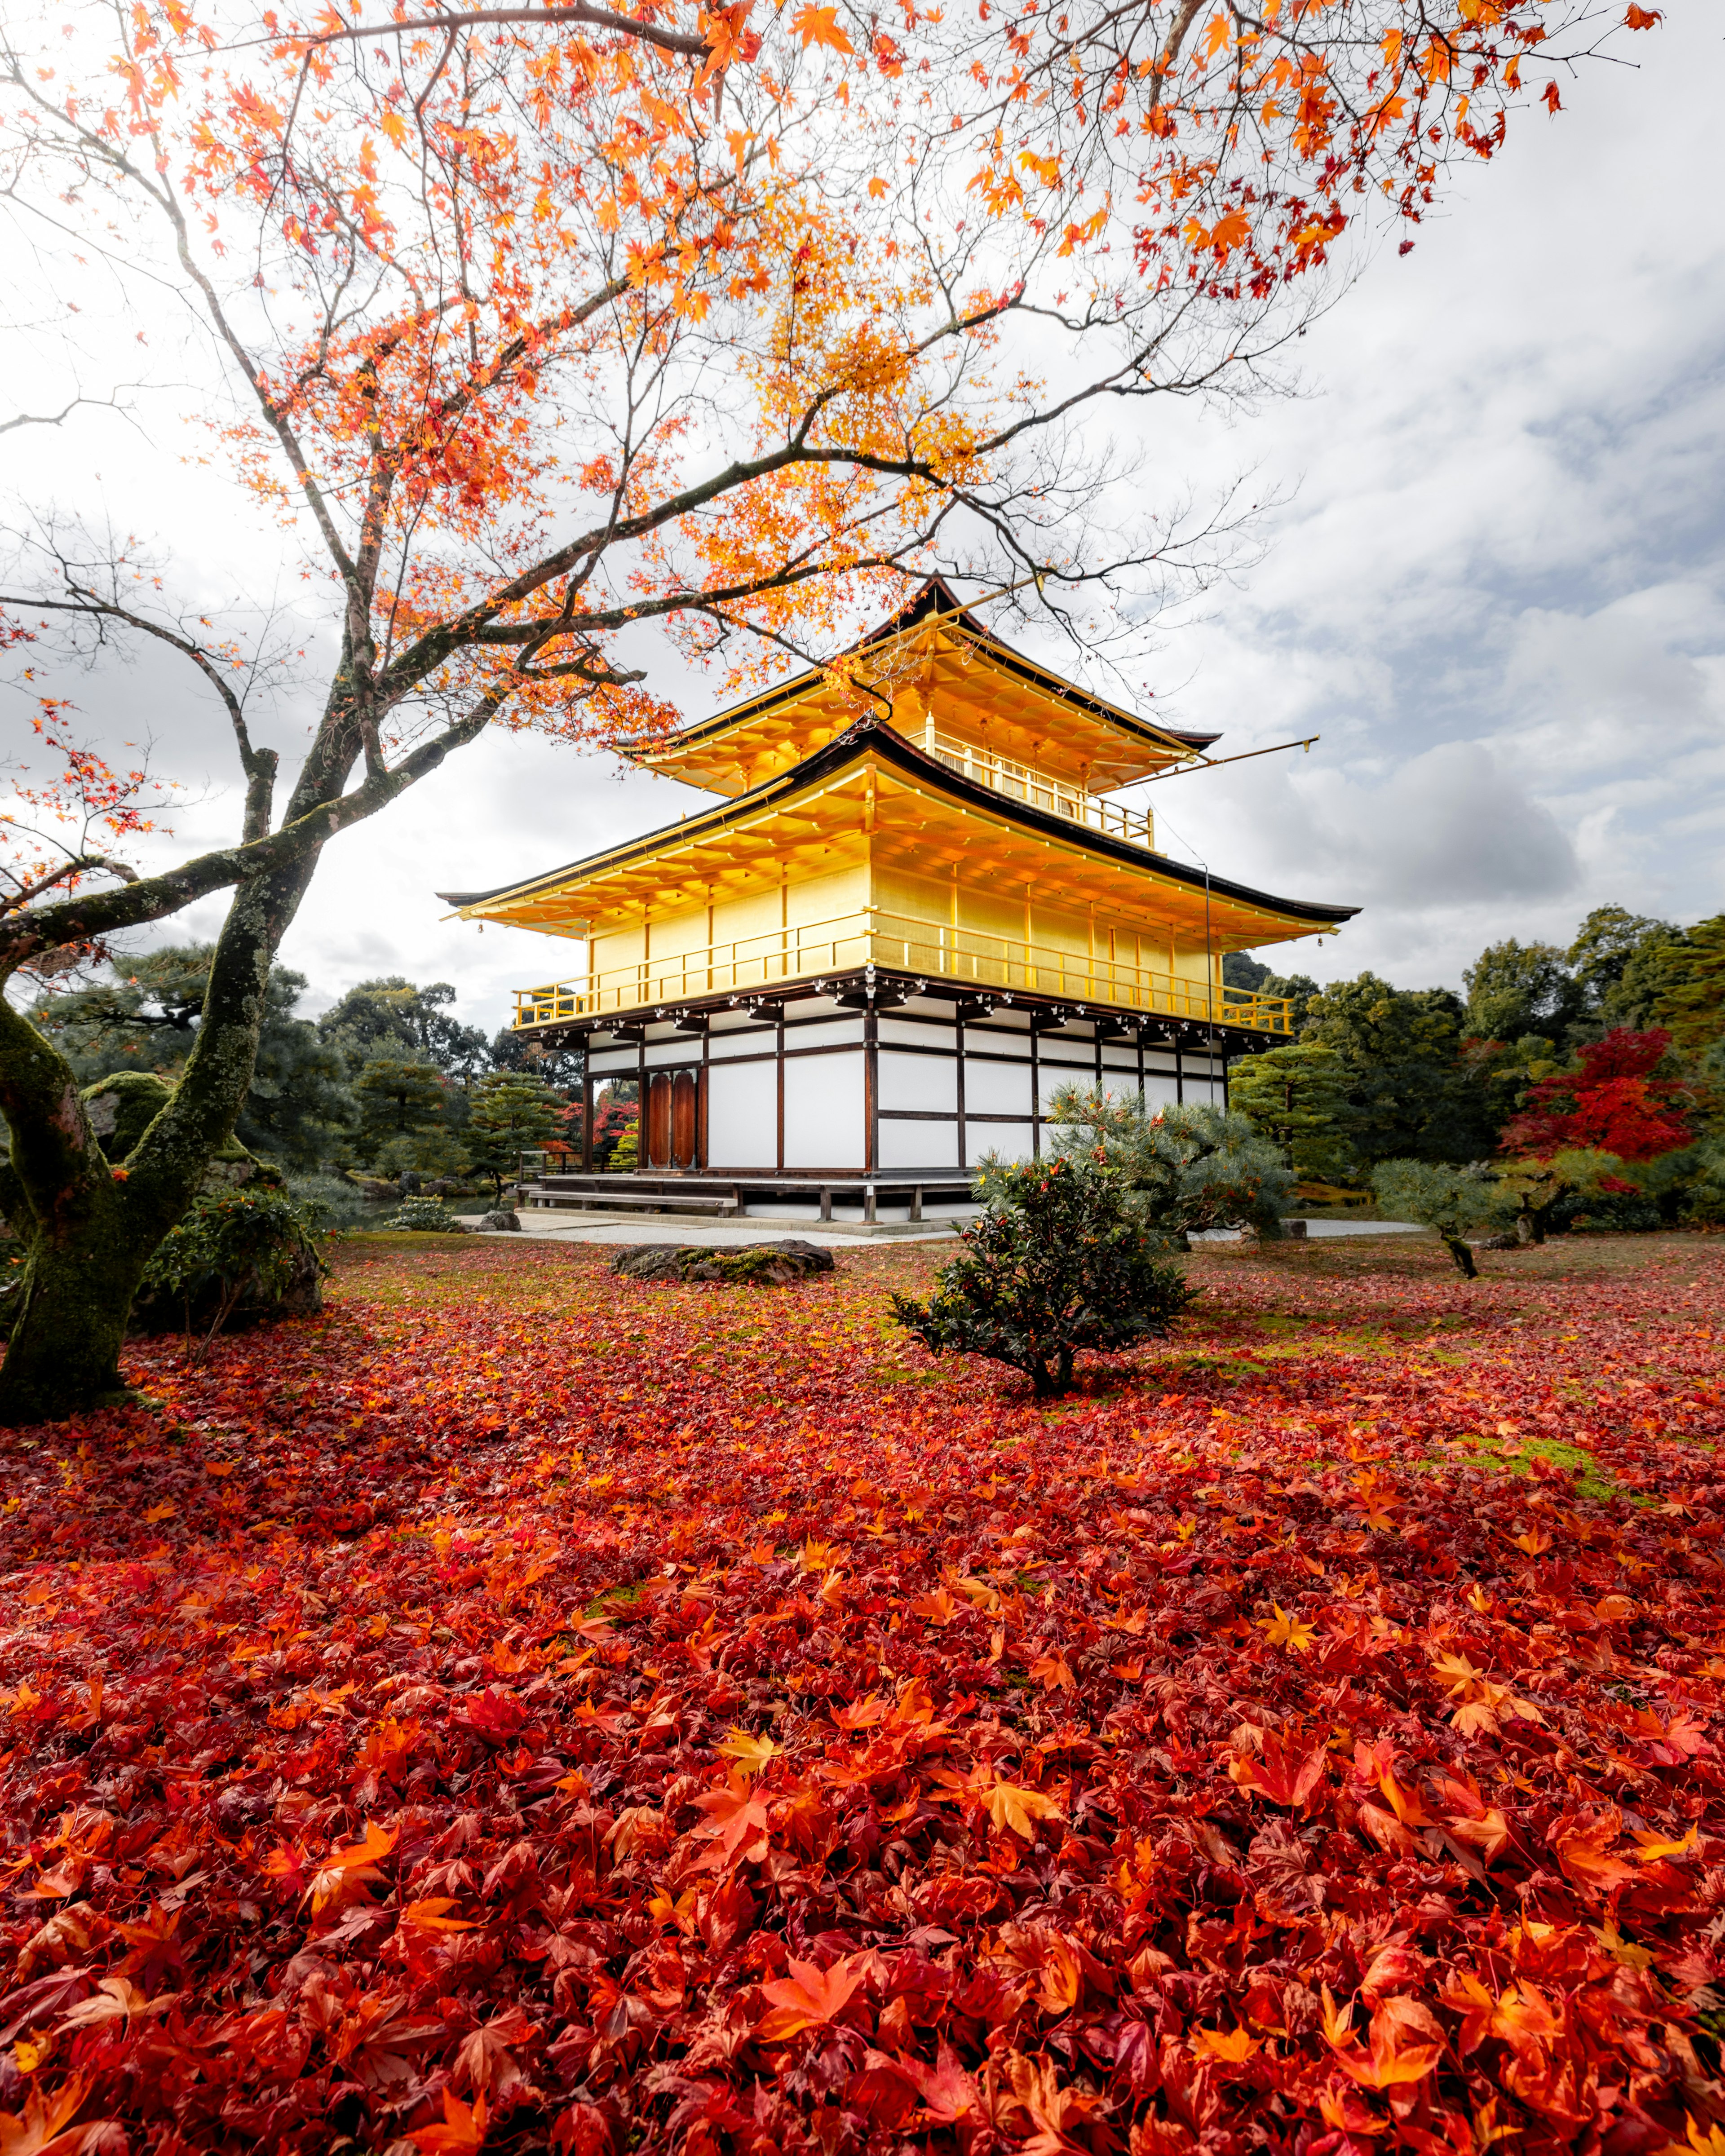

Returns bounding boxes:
[612,1239,836,1286]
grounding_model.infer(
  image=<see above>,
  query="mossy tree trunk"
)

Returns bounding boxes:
[0,851,318,1426]
[0,652,503,1427]
[1438,1229,1479,1279]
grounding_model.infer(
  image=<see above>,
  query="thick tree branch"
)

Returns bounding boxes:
[0,697,500,979]
[270,6,709,64]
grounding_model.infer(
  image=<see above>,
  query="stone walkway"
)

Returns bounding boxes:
[455,1210,1429,1249]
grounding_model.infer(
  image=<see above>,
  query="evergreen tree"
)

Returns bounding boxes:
[1566,906,1676,1024]
[1370,1160,1514,1279]
[318,978,491,1079]
[28,946,355,1171]
[1222,952,1321,1032]
[1646,916,1725,1059]
[351,1055,468,1179]
[891,1152,1197,1397]
[1227,1039,1361,1183]
[1462,937,1582,1043]
[488,1027,584,1090]
[465,1073,570,1200]
[1039,1084,1296,1240]
[1301,973,1489,1165]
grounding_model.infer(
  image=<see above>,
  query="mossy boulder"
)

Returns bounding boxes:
[612,1240,835,1286]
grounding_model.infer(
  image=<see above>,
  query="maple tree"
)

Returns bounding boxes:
[0,1229,1721,2150]
[1501,1028,1694,1164]
[0,0,1658,1422]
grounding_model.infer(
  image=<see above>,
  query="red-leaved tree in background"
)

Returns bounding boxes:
[1501,1028,1693,1163]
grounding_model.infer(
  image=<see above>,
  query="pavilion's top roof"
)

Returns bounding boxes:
[439,713,1356,952]
[621,578,1218,799]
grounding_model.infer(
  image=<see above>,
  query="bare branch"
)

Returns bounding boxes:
[246,4,709,64]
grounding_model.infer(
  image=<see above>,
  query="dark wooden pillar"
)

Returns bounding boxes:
[863,1001,879,1173]
[581,1063,594,1172]
[1029,1017,1040,1158]
[775,1006,786,1172]
[955,1007,967,1169]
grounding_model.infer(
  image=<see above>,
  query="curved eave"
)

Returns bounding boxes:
[438,717,1356,933]
[615,577,1218,780]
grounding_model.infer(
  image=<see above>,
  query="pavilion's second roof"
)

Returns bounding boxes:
[622,579,1218,798]
[440,716,1354,954]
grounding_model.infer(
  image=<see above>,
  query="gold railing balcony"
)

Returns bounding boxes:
[922,727,1155,850]
[513,908,1291,1035]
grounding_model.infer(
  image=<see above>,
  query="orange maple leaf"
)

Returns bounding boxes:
[791,4,854,53]
[0,2073,99,2156]
[757,1952,866,2040]
[1330,2001,1442,2090]
[410,2089,487,2155]
[1554,1818,1636,1899]
[307,1819,397,1913]
[1193,2025,1259,2062]
[1228,1729,1326,1809]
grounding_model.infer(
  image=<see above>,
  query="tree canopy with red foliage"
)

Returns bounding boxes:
[1501,1029,1694,1165]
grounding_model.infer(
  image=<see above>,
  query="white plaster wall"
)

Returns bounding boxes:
[878,1051,958,1114]
[1143,1074,1181,1109]
[588,1049,638,1075]
[972,1122,1036,1162]
[783,1051,865,1168]
[965,1059,1034,1117]
[878,1015,953,1048]
[707,1030,776,1061]
[877,1119,961,1169]
[787,1017,869,1052]
[969,1025,1032,1057]
[706,1060,778,1168]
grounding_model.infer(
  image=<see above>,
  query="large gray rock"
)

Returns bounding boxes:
[612,1239,835,1286]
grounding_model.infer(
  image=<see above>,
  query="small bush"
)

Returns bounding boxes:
[376,1196,469,1233]
[137,1186,328,1344]
[1037,1086,1296,1244]
[891,1152,1196,1397]
[1370,1160,1514,1277]
[1555,1189,1664,1234]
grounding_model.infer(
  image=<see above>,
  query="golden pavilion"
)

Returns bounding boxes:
[440,583,1355,1217]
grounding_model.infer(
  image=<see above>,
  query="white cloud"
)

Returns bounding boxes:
[4,10,1721,1030]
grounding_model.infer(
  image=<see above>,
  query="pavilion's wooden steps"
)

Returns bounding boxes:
[526,1177,739,1218]
[517,1171,978,1225]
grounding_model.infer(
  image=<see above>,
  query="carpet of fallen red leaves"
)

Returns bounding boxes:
[3,1230,1725,2156]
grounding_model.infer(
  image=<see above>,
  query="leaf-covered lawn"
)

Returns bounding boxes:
[2,1232,1723,2155]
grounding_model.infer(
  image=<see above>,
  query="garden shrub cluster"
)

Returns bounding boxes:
[133,1186,329,1339]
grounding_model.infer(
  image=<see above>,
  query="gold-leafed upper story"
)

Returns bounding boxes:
[623,578,1217,801]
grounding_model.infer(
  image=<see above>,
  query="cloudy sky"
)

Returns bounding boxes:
[5,7,1721,1032]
